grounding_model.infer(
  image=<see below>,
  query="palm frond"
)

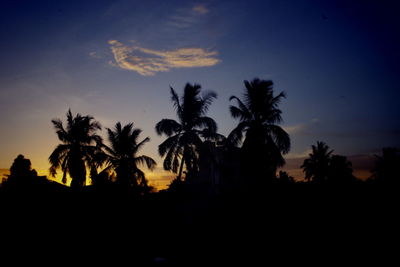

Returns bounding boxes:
[155,119,182,136]
[201,90,217,114]
[170,87,183,117]
[135,168,147,187]
[51,119,69,143]
[229,96,251,121]
[266,125,291,154]
[163,146,177,171]
[158,134,180,157]
[48,144,69,177]
[135,155,157,170]
[194,116,217,133]
[227,121,248,147]
[134,137,150,154]
[130,128,142,144]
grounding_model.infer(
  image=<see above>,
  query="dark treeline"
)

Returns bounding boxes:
[2,78,398,192]
[1,78,398,265]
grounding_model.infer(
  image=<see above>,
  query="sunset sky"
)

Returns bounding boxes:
[1,0,399,189]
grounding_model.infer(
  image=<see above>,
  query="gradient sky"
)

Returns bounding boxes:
[1,0,399,188]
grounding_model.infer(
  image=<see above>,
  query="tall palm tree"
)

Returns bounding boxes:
[49,109,103,188]
[103,122,156,188]
[228,78,290,180]
[155,83,218,181]
[301,141,333,183]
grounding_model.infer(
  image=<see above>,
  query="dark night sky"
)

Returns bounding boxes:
[1,0,399,187]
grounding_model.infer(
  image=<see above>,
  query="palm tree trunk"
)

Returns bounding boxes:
[177,149,186,181]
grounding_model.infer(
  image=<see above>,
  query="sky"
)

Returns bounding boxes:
[1,0,399,189]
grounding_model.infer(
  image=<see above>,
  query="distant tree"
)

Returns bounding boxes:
[90,168,112,187]
[277,170,295,184]
[104,122,156,189]
[228,78,290,183]
[10,154,37,177]
[301,141,333,183]
[328,155,356,184]
[155,83,218,182]
[49,109,103,188]
[371,147,400,185]
[5,154,39,186]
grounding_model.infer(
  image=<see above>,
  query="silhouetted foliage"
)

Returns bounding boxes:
[228,78,290,186]
[90,168,113,188]
[4,154,39,186]
[370,147,400,185]
[1,77,396,265]
[49,109,103,189]
[155,83,218,182]
[1,154,67,192]
[277,170,295,184]
[103,122,156,191]
[301,141,333,183]
[328,155,356,184]
[301,142,358,184]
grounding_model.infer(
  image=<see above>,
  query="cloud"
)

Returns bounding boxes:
[285,149,312,159]
[283,124,306,135]
[192,4,209,14]
[108,40,220,76]
[167,4,209,29]
[89,51,101,59]
[282,118,321,136]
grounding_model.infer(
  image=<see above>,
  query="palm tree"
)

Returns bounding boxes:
[49,109,103,188]
[228,78,290,181]
[103,122,156,189]
[301,141,333,183]
[155,83,218,181]
[328,155,355,184]
[371,147,400,185]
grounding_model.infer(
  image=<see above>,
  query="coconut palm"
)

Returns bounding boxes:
[103,122,156,189]
[228,78,290,180]
[49,109,103,188]
[301,141,333,183]
[155,83,218,181]
[328,155,355,184]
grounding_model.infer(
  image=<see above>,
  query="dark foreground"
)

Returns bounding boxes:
[1,184,397,266]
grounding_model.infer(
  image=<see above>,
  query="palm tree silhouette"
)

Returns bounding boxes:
[49,109,103,188]
[371,147,400,185]
[328,155,355,184]
[301,141,333,183]
[228,78,290,181]
[103,122,156,189]
[155,83,217,182]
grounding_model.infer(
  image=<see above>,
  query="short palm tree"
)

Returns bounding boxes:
[103,122,156,188]
[228,78,290,179]
[371,147,400,184]
[155,83,218,181]
[328,155,354,183]
[301,141,333,183]
[49,109,103,188]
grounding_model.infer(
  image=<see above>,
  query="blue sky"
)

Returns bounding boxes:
[1,0,399,187]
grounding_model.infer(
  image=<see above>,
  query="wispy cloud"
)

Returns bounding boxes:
[282,118,321,136]
[108,40,220,76]
[89,51,103,59]
[192,4,209,15]
[285,149,313,159]
[283,124,306,135]
[167,3,209,29]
